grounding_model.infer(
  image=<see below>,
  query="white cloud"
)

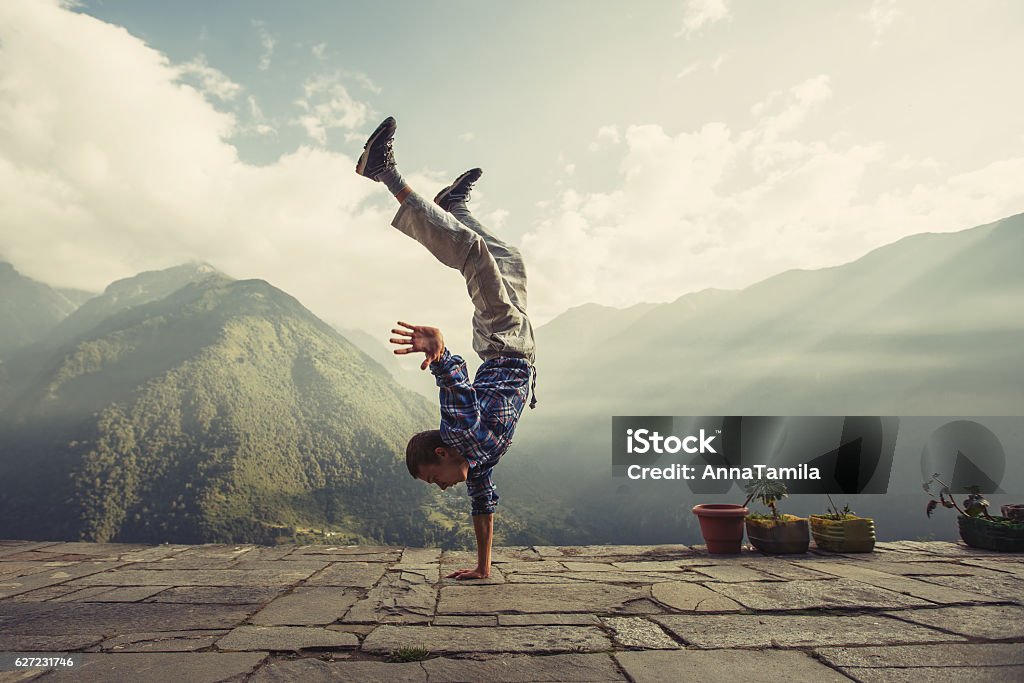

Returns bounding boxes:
[588,125,621,151]
[521,74,1024,322]
[293,73,370,145]
[241,95,276,136]
[311,42,327,60]
[0,0,478,361]
[675,62,700,80]
[862,0,902,41]
[252,19,275,71]
[711,53,727,72]
[176,54,242,103]
[459,132,476,142]
[677,0,731,38]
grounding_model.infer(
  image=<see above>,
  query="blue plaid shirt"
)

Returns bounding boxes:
[430,348,532,515]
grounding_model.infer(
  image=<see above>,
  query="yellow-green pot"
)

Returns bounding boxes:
[809,514,876,553]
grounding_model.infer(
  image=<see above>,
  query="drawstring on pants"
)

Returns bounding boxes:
[529,364,538,409]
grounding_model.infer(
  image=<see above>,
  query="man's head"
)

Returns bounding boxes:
[406,430,469,491]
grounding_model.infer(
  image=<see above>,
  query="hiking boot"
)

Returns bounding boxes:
[355,116,397,179]
[434,168,483,211]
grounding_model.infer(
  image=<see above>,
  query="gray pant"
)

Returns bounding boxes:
[391,191,536,364]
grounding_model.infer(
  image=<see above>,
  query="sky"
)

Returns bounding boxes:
[1,0,1023,361]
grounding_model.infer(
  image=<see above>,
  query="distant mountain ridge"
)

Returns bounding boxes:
[503,212,1024,546]
[0,262,91,359]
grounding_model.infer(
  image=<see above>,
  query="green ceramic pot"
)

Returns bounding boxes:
[745,515,809,554]
[958,515,1024,552]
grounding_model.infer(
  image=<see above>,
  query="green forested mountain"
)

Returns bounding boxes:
[0,275,470,546]
[0,262,88,359]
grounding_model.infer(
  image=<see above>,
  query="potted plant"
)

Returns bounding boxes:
[743,479,809,554]
[924,474,1024,552]
[809,495,876,553]
[692,501,749,555]
[1001,503,1024,522]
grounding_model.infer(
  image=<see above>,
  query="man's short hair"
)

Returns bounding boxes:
[406,430,444,478]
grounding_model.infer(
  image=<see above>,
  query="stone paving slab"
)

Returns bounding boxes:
[0,541,60,558]
[343,572,436,624]
[839,665,1024,683]
[534,545,692,559]
[249,658,427,683]
[615,649,851,683]
[249,587,359,626]
[850,560,1005,577]
[0,562,126,599]
[961,558,1024,577]
[505,570,693,584]
[0,602,257,635]
[688,564,782,582]
[438,583,648,614]
[498,614,602,626]
[603,617,679,649]
[63,585,170,602]
[814,642,1024,668]
[0,634,105,651]
[708,578,932,610]
[100,630,229,652]
[422,653,625,682]
[145,586,285,604]
[915,573,1024,603]
[249,655,627,683]
[362,624,613,655]
[216,625,358,651]
[884,604,1024,640]
[653,613,965,649]
[650,582,743,612]
[33,652,267,683]
[66,567,318,587]
[792,561,1001,604]
[301,562,387,588]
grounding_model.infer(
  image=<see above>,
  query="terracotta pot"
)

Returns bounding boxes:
[958,515,1024,552]
[1001,504,1024,522]
[745,515,810,554]
[692,504,748,554]
[809,515,876,553]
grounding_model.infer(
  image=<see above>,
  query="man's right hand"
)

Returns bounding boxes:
[390,321,445,370]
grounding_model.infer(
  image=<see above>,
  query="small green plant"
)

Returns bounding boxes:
[743,479,788,520]
[923,474,994,520]
[821,493,855,520]
[389,646,431,663]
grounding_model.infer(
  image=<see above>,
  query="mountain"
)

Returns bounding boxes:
[0,262,86,359]
[504,212,1024,545]
[0,275,466,546]
[47,262,228,349]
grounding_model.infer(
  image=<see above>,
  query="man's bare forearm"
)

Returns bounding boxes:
[474,513,494,576]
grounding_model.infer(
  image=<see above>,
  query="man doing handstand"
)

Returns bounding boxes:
[355,116,536,580]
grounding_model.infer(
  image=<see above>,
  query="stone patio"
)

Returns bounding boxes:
[0,539,1021,682]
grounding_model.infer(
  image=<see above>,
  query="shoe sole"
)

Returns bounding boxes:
[434,168,483,206]
[356,116,396,177]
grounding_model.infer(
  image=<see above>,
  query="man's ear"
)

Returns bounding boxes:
[434,446,447,459]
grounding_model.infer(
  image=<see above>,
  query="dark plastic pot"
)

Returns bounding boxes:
[1001,504,1024,522]
[692,504,748,554]
[809,514,876,553]
[958,515,1024,552]
[745,515,810,554]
